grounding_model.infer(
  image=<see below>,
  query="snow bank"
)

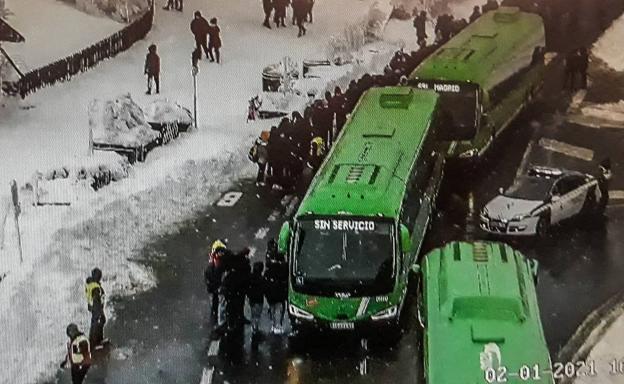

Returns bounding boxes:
[62,0,151,23]
[144,99,193,126]
[89,93,159,147]
[593,13,624,72]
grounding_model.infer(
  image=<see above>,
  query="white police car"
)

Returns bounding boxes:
[480,164,611,237]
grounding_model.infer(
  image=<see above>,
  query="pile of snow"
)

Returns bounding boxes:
[89,93,159,147]
[258,91,310,116]
[580,101,624,123]
[144,99,193,126]
[61,0,151,23]
[326,1,393,63]
[593,13,624,72]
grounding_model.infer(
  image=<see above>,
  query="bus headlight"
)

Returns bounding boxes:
[371,305,398,321]
[459,149,479,158]
[289,304,314,320]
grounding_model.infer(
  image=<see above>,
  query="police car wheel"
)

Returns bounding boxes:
[536,216,549,238]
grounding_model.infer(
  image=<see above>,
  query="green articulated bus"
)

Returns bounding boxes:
[417,241,554,383]
[278,86,447,334]
[409,6,546,161]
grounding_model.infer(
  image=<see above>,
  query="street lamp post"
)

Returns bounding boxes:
[192,50,200,129]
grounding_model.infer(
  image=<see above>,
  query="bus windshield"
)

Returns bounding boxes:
[413,80,479,141]
[292,218,395,296]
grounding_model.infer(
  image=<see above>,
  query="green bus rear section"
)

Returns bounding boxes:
[409,7,546,158]
[422,242,553,383]
[295,87,439,219]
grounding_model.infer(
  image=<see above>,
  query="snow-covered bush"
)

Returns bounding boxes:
[60,0,151,23]
[89,93,159,148]
[144,99,193,126]
[326,1,392,63]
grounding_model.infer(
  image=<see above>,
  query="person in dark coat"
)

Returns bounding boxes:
[85,268,107,348]
[578,47,589,89]
[248,261,265,336]
[481,0,499,13]
[469,6,481,23]
[268,125,288,187]
[262,0,274,28]
[413,11,427,47]
[273,0,288,27]
[174,0,183,11]
[207,18,222,63]
[144,44,160,95]
[263,240,288,334]
[220,248,251,334]
[311,100,332,148]
[191,11,210,60]
[330,86,347,134]
[564,49,580,91]
[345,79,359,113]
[292,0,307,37]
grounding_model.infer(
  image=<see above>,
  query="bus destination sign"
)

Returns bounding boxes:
[314,219,376,232]
[415,81,462,93]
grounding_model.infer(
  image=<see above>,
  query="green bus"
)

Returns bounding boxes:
[409,6,546,161]
[416,241,554,383]
[278,86,446,334]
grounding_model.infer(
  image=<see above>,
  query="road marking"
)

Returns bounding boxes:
[284,196,300,217]
[610,190,624,201]
[538,138,594,162]
[359,338,369,376]
[207,340,220,357]
[567,114,624,129]
[567,89,587,112]
[516,141,535,178]
[216,192,243,207]
[254,227,269,240]
[200,367,215,384]
[356,297,370,317]
[267,210,280,222]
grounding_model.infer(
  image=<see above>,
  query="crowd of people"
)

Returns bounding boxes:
[204,239,288,338]
[262,0,314,37]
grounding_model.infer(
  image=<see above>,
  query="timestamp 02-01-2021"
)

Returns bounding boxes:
[484,358,624,382]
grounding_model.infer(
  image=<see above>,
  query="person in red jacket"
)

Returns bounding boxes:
[144,44,160,94]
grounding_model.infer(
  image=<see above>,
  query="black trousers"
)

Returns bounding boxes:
[208,45,220,63]
[147,74,160,93]
[71,365,89,384]
[195,39,210,59]
[89,314,106,347]
[211,292,219,318]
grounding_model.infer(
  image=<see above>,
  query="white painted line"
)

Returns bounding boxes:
[516,142,535,178]
[284,197,300,217]
[567,89,587,112]
[207,340,220,357]
[609,190,624,201]
[267,210,280,222]
[359,358,368,375]
[216,192,243,207]
[280,194,294,207]
[538,138,594,162]
[356,298,370,318]
[200,367,215,384]
[254,227,269,240]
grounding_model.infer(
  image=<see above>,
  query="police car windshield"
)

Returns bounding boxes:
[292,218,395,296]
[505,176,555,201]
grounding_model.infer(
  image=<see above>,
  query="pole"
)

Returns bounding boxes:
[193,69,198,129]
[10,180,22,263]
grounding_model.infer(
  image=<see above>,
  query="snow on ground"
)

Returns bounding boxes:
[0,1,481,382]
[1,0,122,70]
[581,101,624,123]
[593,11,624,72]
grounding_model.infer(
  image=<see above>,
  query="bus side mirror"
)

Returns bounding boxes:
[400,224,412,254]
[278,221,291,255]
[529,259,539,285]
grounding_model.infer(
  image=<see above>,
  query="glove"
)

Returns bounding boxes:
[60,360,67,369]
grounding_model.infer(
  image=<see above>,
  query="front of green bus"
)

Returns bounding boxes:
[279,215,411,334]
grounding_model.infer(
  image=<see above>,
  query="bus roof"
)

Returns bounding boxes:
[423,242,553,383]
[409,7,545,92]
[295,87,438,219]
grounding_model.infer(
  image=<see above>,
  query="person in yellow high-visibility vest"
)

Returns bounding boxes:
[307,136,326,172]
[61,323,92,384]
[85,268,107,348]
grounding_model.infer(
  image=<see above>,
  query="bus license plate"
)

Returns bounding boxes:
[330,322,354,330]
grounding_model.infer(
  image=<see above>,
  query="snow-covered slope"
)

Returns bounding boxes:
[593,12,624,72]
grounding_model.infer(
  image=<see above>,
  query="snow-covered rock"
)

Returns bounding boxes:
[144,99,193,126]
[89,93,159,148]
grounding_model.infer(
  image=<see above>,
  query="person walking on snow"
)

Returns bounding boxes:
[61,323,92,384]
[144,44,160,94]
[191,11,210,60]
[273,0,288,27]
[292,0,307,37]
[85,267,107,348]
[205,240,226,318]
[207,18,222,63]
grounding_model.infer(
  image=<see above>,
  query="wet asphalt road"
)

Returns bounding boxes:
[50,2,624,383]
